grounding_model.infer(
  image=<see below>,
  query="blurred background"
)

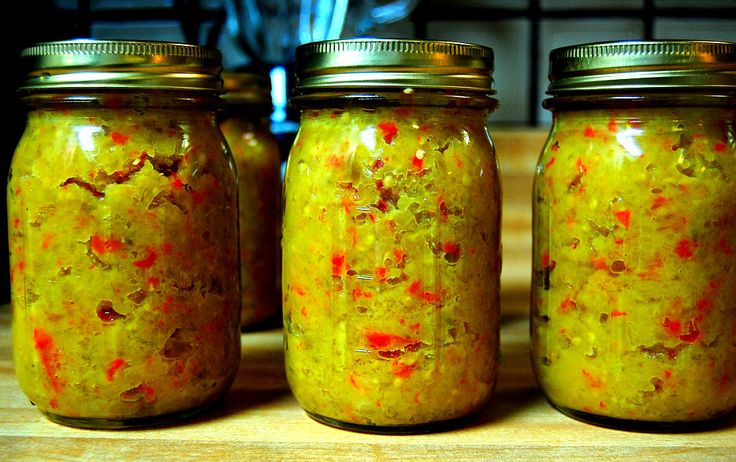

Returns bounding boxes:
[3,0,736,308]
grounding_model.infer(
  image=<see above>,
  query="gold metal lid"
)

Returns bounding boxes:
[547,40,736,95]
[221,70,271,106]
[19,39,222,92]
[293,38,495,95]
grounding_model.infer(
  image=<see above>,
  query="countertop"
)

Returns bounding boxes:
[2,306,735,461]
[3,129,736,460]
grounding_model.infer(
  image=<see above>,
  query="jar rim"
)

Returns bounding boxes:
[546,40,736,96]
[292,38,495,98]
[19,39,222,92]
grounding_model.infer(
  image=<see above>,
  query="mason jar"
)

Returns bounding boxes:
[219,70,282,330]
[9,39,241,429]
[282,38,502,433]
[532,40,736,430]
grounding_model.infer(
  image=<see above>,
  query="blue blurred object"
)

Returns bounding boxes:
[224,0,419,65]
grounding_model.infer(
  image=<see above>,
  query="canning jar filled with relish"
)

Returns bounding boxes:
[9,39,241,429]
[219,70,282,330]
[532,40,736,430]
[282,39,502,433]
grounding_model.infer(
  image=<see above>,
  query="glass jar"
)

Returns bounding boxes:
[532,40,736,430]
[9,40,241,429]
[282,38,502,433]
[219,70,282,330]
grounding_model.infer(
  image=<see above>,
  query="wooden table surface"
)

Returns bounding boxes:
[1,306,735,462]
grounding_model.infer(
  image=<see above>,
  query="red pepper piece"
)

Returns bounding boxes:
[110,131,130,145]
[33,328,63,392]
[352,288,373,301]
[679,320,702,343]
[576,158,588,174]
[90,234,124,254]
[377,121,398,144]
[406,280,441,303]
[607,118,617,132]
[651,196,670,209]
[581,369,603,388]
[441,241,461,262]
[349,373,361,389]
[170,173,184,190]
[591,257,608,270]
[663,317,682,335]
[542,251,551,267]
[331,252,346,276]
[675,239,698,259]
[560,296,576,313]
[134,246,158,269]
[364,331,416,350]
[391,362,417,379]
[393,248,406,265]
[41,233,54,250]
[614,209,631,229]
[105,358,127,381]
[326,155,343,168]
[371,159,385,171]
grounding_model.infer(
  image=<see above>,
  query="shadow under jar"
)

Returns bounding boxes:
[282,38,502,434]
[9,40,241,429]
[532,40,736,431]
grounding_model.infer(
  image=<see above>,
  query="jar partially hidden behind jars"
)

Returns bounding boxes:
[532,40,736,431]
[9,39,241,429]
[219,70,282,330]
[282,38,502,433]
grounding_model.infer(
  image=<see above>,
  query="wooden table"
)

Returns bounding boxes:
[1,307,735,461]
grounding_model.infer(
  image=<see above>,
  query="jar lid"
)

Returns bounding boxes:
[222,70,271,106]
[293,38,495,95]
[547,40,736,95]
[19,39,222,92]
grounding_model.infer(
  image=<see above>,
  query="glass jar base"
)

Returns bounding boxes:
[39,399,222,430]
[304,410,475,435]
[549,401,734,433]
